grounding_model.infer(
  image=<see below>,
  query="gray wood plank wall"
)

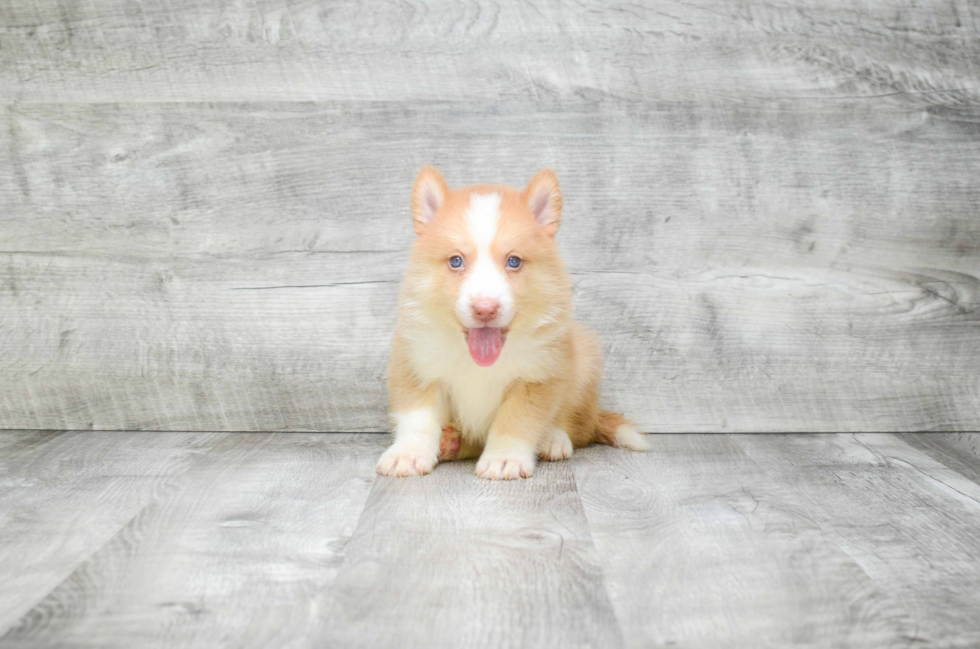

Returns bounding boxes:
[1,0,978,432]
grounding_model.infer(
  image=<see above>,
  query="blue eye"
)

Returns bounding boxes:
[507,256,522,269]
[449,256,464,269]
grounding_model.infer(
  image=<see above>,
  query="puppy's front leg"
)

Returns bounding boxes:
[476,381,559,480]
[377,386,446,477]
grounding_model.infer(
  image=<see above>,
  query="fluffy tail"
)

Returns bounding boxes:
[596,410,650,451]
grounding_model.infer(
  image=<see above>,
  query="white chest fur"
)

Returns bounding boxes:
[445,368,509,439]
[406,327,550,441]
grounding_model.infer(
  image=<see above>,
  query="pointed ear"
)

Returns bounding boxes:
[524,169,562,236]
[411,166,448,234]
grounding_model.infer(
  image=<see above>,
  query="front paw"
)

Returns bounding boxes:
[475,451,535,480]
[376,443,438,477]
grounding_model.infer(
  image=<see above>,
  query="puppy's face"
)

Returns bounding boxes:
[403,167,570,367]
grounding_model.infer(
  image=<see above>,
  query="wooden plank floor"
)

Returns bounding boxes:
[2,431,979,648]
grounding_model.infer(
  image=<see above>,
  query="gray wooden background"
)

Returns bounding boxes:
[1,0,978,433]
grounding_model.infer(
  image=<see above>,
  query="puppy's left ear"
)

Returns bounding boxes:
[524,169,562,236]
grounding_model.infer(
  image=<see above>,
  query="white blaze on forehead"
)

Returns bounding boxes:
[466,193,501,248]
[456,193,514,328]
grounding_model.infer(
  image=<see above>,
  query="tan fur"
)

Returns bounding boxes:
[377,167,645,480]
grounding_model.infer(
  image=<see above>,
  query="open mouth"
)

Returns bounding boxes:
[466,327,507,367]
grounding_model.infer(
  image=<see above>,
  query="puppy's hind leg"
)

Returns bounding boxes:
[438,425,462,462]
[439,424,484,461]
[538,427,573,461]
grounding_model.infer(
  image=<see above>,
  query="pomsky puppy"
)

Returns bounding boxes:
[377,167,649,480]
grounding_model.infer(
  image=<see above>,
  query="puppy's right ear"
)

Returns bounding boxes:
[411,166,448,234]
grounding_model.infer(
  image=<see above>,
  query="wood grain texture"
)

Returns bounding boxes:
[897,432,980,485]
[573,435,922,648]
[1,99,978,431]
[321,459,623,649]
[0,432,383,648]
[734,433,980,647]
[1,0,978,104]
[0,430,225,635]
[1,0,979,432]
[4,432,980,647]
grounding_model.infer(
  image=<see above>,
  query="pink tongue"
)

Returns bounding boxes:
[467,327,504,367]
